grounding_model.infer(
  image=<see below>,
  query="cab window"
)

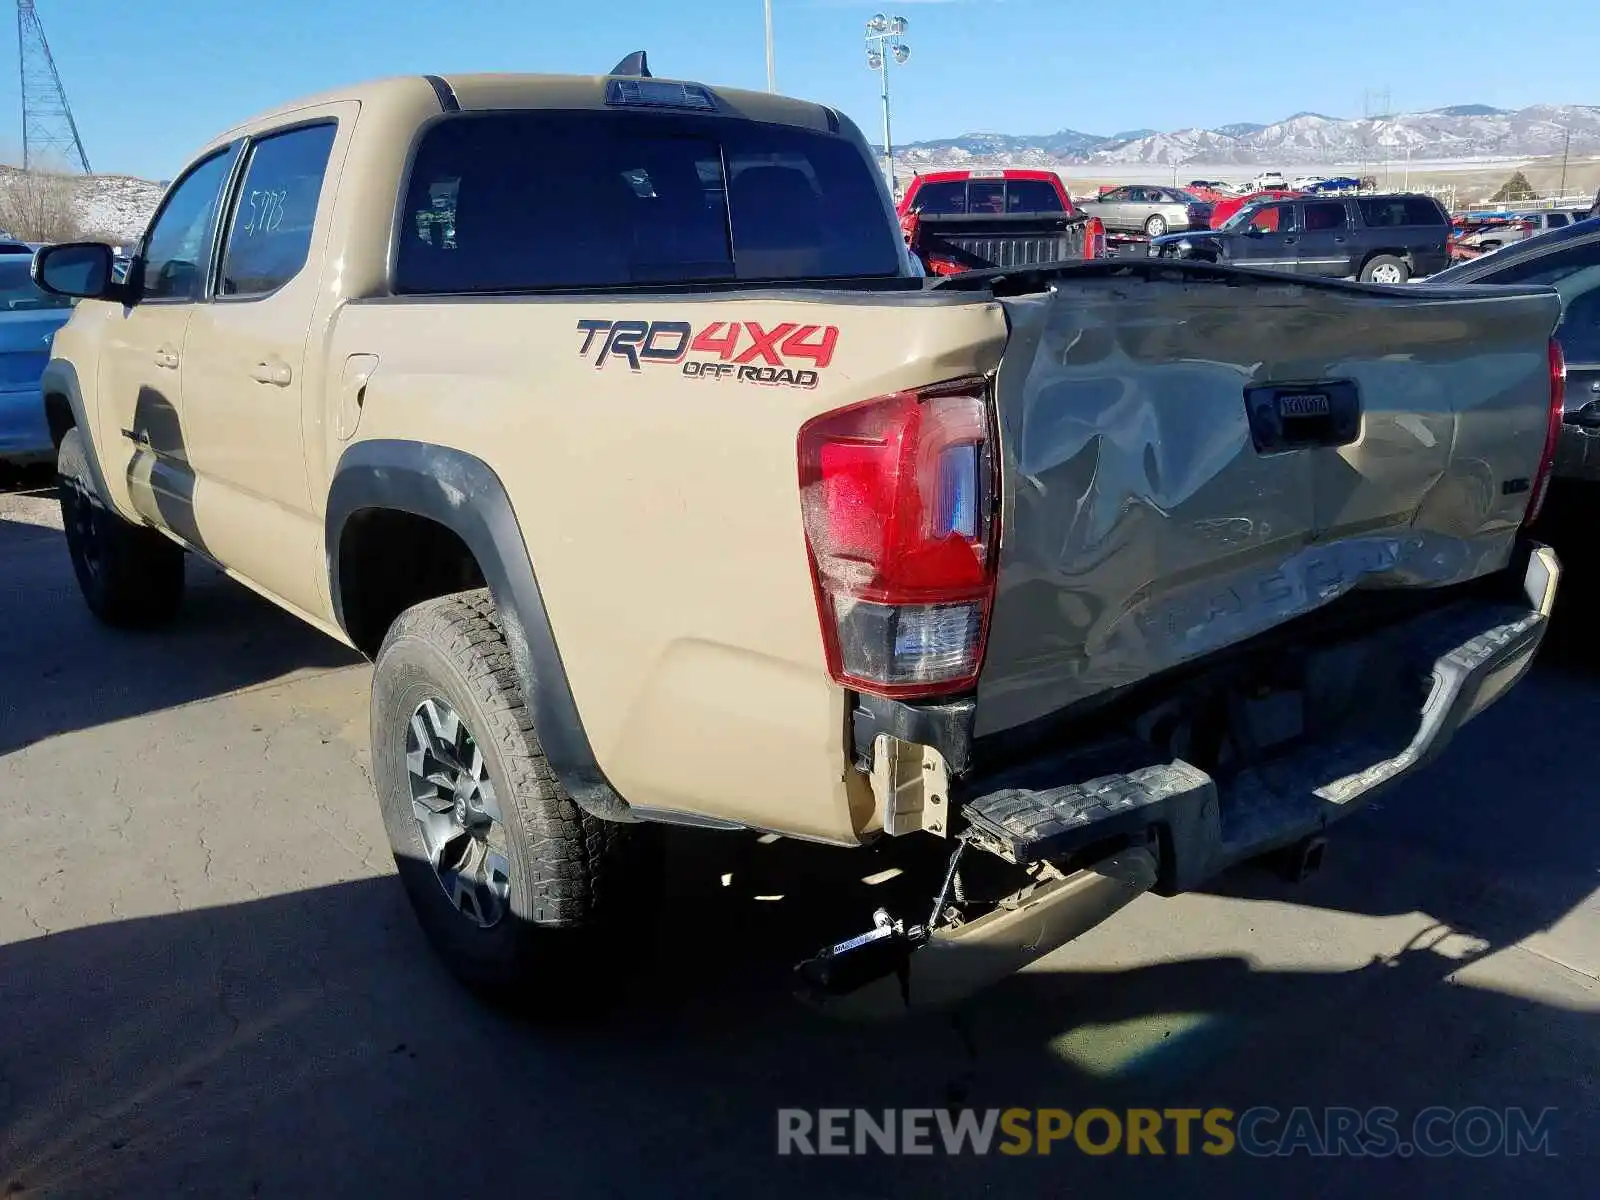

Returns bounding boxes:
[911,180,965,215]
[140,149,236,302]
[218,123,338,298]
[1006,180,1063,213]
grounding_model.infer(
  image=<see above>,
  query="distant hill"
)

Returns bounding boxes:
[894,103,1600,167]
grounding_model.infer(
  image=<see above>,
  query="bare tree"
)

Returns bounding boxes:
[0,166,85,242]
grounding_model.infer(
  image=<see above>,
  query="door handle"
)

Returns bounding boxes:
[154,346,179,369]
[1590,380,1600,394]
[1283,237,1298,245]
[250,359,293,387]
[1333,236,1347,243]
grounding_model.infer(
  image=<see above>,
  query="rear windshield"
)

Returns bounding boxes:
[1357,196,1446,228]
[395,111,903,293]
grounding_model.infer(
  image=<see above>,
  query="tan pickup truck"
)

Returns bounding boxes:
[32,57,1566,1015]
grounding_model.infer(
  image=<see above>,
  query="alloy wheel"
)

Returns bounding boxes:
[404,697,511,929]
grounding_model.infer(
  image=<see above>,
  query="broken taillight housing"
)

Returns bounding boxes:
[1525,337,1565,525]
[797,378,998,698]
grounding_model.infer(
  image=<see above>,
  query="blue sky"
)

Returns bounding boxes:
[8,0,1599,178]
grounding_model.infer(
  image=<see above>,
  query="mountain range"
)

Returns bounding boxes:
[893,104,1600,168]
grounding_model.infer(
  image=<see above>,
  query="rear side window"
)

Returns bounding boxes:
[1548,213,1570,228]
[1005,180,1063,213]
[1358,197,1446,227]
[912,180,965,214]
[395,111,902,293]
[218,123,337,297]
[1304,202,1348,232]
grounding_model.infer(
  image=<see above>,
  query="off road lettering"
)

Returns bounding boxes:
[577,317,839,386]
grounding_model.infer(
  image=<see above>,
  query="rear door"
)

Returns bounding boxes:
[1295,200,1356,277]
[1229,201,1301,271]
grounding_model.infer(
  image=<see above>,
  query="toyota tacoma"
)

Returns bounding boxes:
[32,57,1566,1015]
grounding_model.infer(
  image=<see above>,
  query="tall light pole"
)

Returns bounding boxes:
[764,0,776,92]
[865,13,909,196]
[1560,127,1571,201]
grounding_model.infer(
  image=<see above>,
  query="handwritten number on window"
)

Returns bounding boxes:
[241,188,288,237]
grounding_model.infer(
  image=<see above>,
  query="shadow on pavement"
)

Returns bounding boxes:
[0,516,361,755]
[0,855,1591,1199]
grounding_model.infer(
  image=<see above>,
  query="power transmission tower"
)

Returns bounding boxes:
[17,0,90,172]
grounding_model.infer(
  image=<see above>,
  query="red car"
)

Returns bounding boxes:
[1209,189,1302,230]
[898,169,1078,218]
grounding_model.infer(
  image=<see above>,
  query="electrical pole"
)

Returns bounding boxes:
[864,14,909,196]
[1560,128,1571,201]
[17,0,90,172]
[764,0,775,93]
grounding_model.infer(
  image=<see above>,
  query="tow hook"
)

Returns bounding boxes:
[794,838,969,1005]
[794,908,923,1005]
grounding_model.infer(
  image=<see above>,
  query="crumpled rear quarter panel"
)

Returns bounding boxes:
[977,276,1562,736]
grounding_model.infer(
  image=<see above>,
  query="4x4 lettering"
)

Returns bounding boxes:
[734,321,799,365]
[600,320,651,371]
[690,321,742,360]
[781,324,839,369]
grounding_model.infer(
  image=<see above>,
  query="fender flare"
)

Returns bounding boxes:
[326,439,633,823]
[40,359,111,501]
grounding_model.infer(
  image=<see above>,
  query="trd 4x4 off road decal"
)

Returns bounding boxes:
[575,319,838,389]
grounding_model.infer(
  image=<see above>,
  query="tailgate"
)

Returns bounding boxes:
[918,213,1092,272]
[975,267,1562,735]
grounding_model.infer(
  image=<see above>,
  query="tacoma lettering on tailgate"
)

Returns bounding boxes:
[575,319,838,389]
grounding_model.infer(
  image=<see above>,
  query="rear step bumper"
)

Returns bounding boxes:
[962,542,1559,893]
[802,543,1556,1016]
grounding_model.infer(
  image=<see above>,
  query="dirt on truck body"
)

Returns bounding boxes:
[34,54,1566,1016]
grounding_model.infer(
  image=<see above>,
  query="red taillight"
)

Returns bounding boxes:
[798,378,998,698]
[1084,215,1106,260]
[1526,338,1565,525]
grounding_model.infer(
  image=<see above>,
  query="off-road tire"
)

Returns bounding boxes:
[57,426,185,628]
[1360,254,1410,284]
[371,588,652,1012]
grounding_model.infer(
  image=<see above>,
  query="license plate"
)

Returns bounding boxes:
[1279,392,1330,418]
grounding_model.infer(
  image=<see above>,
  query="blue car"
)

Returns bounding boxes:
[0,248,76,464]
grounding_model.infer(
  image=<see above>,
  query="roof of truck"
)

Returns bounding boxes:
[218,72,841,140]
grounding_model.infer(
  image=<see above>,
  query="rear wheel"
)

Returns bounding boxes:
[57,427,185,628]
[371,589,652,1011]
[1145,214,1168,237]
[1361,255,1409,284]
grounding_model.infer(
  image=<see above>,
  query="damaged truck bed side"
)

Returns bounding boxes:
[35,67,1564,1018]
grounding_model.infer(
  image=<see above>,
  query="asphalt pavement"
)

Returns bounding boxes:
[0,464,1596,1198]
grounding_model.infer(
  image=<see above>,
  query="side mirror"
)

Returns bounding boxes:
[32,242,121,301]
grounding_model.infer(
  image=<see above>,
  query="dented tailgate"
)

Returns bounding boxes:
[977,270,1562,736]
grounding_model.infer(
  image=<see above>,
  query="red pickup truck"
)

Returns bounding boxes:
[897,169,1103,275]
